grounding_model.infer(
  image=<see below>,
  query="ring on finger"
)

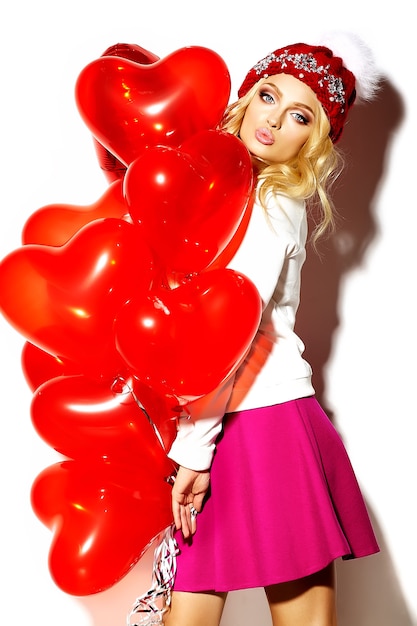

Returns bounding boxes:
[189,504,198,519]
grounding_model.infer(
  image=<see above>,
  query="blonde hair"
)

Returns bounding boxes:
[219,80,344,245]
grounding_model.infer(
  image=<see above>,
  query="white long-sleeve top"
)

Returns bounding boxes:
[167,188,315,470]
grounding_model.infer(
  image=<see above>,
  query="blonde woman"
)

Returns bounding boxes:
[165,34,381,626]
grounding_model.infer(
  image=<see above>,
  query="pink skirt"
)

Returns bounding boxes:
[173,397,379,592]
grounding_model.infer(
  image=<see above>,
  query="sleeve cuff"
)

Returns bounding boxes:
[167,415,223,470]
[166,376,235,470]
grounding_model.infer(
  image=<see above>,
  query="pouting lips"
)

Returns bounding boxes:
[255,127,274,145]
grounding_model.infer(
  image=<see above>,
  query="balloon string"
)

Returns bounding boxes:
[112,376,167,454]
[127,525,179,625]
[115,377,179,622]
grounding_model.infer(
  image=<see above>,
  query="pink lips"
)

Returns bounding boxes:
[255,127,274,145]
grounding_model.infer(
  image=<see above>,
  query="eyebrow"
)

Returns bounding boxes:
[262,82,316,116]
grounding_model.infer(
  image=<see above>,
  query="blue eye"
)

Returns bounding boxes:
[292,112,309,125]
[260,90,275,104]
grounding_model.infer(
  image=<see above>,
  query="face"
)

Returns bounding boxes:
[239,73,319,164]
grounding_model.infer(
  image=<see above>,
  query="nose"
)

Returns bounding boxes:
[267,114,281,130]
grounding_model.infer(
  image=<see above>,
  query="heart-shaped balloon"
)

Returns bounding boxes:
[124,130,253,278]
[0,218,155,380]
[21,343,178,450]
[93,42,160,182]
[21,180,127,246]
[114,269,262,403]
[31,459,173,595]
[21,341,79,391]
[101,42,160,64]
[30,374,177,464]
[75,46,231,166]
[208,194,254,271]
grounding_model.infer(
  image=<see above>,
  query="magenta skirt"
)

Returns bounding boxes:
[172,397,379,592]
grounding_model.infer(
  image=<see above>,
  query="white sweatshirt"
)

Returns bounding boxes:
[167,189,315,470]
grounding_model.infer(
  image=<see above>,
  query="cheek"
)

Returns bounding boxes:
[289,127,311,155]
[272,135,305,163]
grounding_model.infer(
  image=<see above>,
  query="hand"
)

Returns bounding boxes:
[171,465,210,539]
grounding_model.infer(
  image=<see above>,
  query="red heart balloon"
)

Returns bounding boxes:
[21,342,79,391]
[31,459,173,595]
[124,130,253,278]
[0,218,155,380]
[21,180,127,246]
[208,195,254,271]
[30,374,177,466]
[93,43,160,182]
[114,269,262,403]
[22,344,178,450]
[101,42,160,64]
[75,46,231,166]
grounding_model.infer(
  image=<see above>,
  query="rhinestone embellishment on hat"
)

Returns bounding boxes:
[252,50,346,106]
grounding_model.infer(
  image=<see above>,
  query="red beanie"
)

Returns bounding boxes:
[237,43,357,143]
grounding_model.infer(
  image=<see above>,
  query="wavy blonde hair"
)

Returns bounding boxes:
[219,80,343,245]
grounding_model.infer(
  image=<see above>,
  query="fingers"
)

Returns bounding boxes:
[172,500,182,532]
[192,493,205,513]
[188,504,198,536]
[169,466,209,538]
[179,502,198,539]
[172,500,199,539]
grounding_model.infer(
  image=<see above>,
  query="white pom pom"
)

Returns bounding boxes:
[318,31,381,101]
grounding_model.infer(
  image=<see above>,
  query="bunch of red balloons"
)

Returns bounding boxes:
[0,43,261,595]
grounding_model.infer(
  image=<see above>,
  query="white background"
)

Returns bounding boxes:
[0,1,415,625]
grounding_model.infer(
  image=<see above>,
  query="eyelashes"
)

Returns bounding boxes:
[259,90,275,104]
[291,112,309,125]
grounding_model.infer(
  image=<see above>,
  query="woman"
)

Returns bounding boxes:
[163,34,381,626]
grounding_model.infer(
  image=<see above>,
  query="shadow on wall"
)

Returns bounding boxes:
[78,80,413,626]
[295,78,414,626]
[336,508,416,626]
[296,77,403,409]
